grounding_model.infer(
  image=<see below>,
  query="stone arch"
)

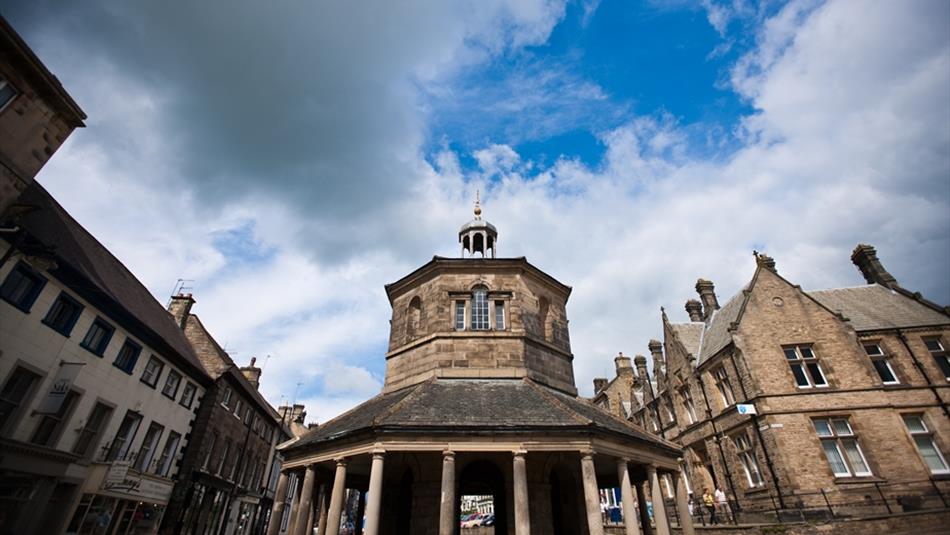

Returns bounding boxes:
[458,459,508,535]
[538,296,553,342]
[407,296,422,339]
[473,232,485,256]
[548,458,585,535]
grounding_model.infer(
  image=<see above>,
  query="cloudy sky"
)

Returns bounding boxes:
[4,0,948,423]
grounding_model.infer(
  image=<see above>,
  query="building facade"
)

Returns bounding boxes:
[0,182,211,534]
[597,246,950,521]
[0,15,86,215]
[268,202,690,535]
[161,294,292,535]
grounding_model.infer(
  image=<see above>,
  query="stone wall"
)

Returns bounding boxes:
[663,509,950,535]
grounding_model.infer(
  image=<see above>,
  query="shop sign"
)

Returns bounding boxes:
[35,362,84,414]
[101,463,173,503]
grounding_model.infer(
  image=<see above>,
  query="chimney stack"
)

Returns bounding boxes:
[851,244,898,289]
[634,354,654,398]
[614,352,633,376]
[685,299,703,322]
[593,378,608,393]
[695,279,720,321]
[648,339,664,376]
[240,356,262,390]
[167,293,195,329]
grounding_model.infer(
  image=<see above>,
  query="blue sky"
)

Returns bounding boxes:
[3,0,948,423]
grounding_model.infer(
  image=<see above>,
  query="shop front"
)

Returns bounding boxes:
[66,461,174,535]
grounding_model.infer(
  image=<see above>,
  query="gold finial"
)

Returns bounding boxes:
[474,190,482,219]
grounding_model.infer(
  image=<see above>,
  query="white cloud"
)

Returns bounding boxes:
[22,0,950,425]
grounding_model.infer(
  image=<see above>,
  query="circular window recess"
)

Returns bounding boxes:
[772,297,784,307]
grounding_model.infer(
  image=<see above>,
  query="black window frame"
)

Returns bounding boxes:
[0,261,47,313]
[140,355,164,388]
[162,369,182,400]
[42,291,84,336]
[113,338,142,375]
[30,389,81,447]
[179,382,197,409]
[80,317,115,357]
[72,401,114,459]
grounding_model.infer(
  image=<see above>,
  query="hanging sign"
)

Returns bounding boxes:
[35,361,84,414]
[736,403,757,415]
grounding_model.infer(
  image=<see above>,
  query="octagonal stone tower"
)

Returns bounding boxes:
[383,203,576,394]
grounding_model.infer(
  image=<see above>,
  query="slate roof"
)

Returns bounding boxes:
[289,378,679,453]
[7,182,210,383]
[808,284,949,331]
[697,289,747,364]
[670,322,704,357]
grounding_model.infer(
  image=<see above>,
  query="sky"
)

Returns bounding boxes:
[3,0,948,424]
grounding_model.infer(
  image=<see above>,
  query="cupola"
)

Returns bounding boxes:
[459,192,497,258]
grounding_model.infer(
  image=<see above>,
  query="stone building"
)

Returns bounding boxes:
[613,246,949,519]
[267,201,692,535]
[0,15,86,215]
[0,181,211,534]
[161,294,293,535]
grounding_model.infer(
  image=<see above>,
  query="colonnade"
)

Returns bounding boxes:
[266,450,694,535]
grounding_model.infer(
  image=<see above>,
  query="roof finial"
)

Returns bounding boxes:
[474,190,482,219]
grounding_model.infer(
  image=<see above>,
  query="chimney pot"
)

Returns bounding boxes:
[685,299,703,322]
[851,244,898,288]
[695,279,720,321]
[168,293,196,330]
[614,352,633,375]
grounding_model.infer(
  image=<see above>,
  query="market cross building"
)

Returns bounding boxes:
[268,201,693,535]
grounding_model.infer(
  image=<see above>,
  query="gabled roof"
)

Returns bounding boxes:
[669,322,704,358]
[288,378,680,454]
[697,287,749,364]
[8,182,210,384]
[808,284,950,332]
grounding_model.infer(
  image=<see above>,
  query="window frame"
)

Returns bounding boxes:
[680,386,697,424]
[733,430,765,488]
[134,421,165,472]
[0,262,47,313]
[783,345,829,389]
[454,300,465,331]
[42,291,84,336]
[902,414,950,475]
[113,338,142,375]
[0,76,18,113]
[221,386,233,409]
[80,317,115,357]
[162,369,182,400]
[155,431,182,477]
[72,401,114,459]
[862,342,899,385]
[712,366,736,408]
[30,389,81,448]
[494,300,506,330]
[0,365,43,436]
[107,410,143,462]
[180,382,197,409]
[923,338,950,381]
[470,287,489,330]
[140,355,164,388]
[813,417,873,478]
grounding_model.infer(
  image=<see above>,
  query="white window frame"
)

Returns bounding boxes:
[454,300,465,331]
[813,417,872,477]
[784,345,828,389]
[494,300,506,330]
[863,343,899,385]
[924,339,950,381]
[902,414,950,475]
[0,77,17,113]
[471,287,489,330]
[733,431,764,488]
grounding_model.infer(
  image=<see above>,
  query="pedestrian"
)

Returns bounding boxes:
[702,488,717,524]
[715,487,730,522]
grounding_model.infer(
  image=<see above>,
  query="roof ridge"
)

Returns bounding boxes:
[522,379,591,426]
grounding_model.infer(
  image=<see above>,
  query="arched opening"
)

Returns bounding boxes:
[549,464,583,535]
[463,235,471,252]
[458,461,507,535]
[486,235,494,256]
[407,296,422,339]
[472,233,485,256]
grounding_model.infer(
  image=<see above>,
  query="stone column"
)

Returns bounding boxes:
[325,458,348,535]
[648,466,671,535]
[513,450,531,535]
[580,452,604,535]
[293,465,317,535]
[266,472,290,535]
[439,451,456,535]
[364,451,385,535]
[616,459,641,535]
[315,483,329,535]
[675,470,695,535]
[637,479,654,535]
[287,474,302,535]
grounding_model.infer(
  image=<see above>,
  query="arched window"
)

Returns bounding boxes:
[471,286,489,330]
[407,296,422,339]
[539,296,552,341]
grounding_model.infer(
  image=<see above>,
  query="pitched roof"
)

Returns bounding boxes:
[808,284,950,332]
[697,289,748,364]
[9,182,210,383]
[289,378,679,453]
[669,322,704,357]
